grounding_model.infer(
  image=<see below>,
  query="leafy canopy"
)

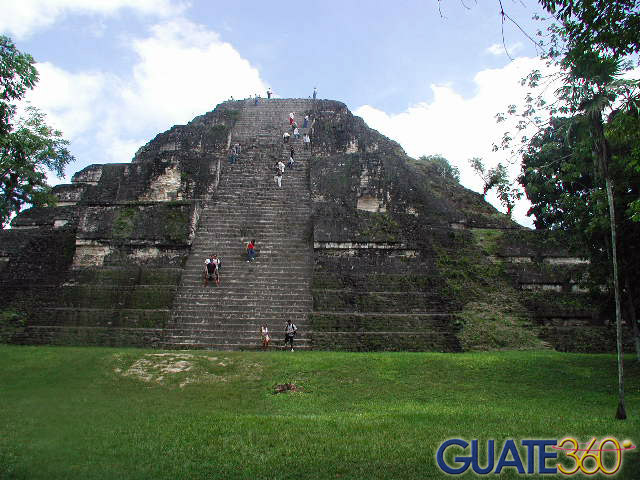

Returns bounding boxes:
[417,154,460,182]
[0,35,73,228]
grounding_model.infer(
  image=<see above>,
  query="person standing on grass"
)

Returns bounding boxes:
[284,319,297,351]
[246,239,256,262]
[261,324,271,349]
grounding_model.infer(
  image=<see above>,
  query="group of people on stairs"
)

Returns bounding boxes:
[202,97,312,349]
[227,142,242,164]
[249,86,317,104]
[275,110,314,188]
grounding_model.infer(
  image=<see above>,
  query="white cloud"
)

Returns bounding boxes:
[486,42,524,57]
[119,19,265,134]
[27,62,108,138]
[0,0,186,38]
[355,56,555,228]
[24,18,267,174]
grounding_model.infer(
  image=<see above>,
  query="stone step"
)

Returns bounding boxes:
[170,99,320,348]
[170,314,310,323]
[159,342,312,351]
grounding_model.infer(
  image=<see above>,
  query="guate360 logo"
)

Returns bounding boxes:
[436,437,636,475]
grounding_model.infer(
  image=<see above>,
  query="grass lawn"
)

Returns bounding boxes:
[0,346,639,479]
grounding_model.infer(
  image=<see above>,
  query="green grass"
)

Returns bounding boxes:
[1,346,639,479]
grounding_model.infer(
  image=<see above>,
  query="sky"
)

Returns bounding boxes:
[0,0,557,227]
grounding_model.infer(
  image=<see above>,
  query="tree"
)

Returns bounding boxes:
[521,110,640,360]
[0,35,73,228]
[539,1,640,421]
[467,157,522,217]
[439,0,640,420]
[468,157,506,196]
[0,35,38,135]
[496,0,640,420]
[496,183,523,218]
[539,0,640,57]
[418,154,460,182]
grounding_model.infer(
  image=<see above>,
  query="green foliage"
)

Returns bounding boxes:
[520,112,640,301]
[457,301,544,351]
[539,1,640,57]
[358,211,400,241]
[434,237,551,351]
[111,207,137,239]
[417,154,460,182]
[471,228,504,255]
[0,35,38,136]
[0,309,27,342]
[0,36,73,228]
[164,208,190,243]
[467,157,522,216]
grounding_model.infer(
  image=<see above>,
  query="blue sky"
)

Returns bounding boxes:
[1,0,554,226]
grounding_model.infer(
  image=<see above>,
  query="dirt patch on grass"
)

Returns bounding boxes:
[274,383,303,394]
[113,353,263,388]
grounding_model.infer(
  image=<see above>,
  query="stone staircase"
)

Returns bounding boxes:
[164,99,316,349]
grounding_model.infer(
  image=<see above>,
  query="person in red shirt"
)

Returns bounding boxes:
[246,239,256,262]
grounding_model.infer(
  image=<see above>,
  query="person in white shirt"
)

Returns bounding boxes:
[261,324,271,349]
[274,160,285,188]
[283,131,290,143]
[203,254,221,286]
[284,320,297,351]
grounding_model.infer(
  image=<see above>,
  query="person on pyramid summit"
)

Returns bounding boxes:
[267,88,272,99]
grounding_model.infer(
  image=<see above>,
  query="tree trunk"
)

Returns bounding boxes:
[591,111,626,419]
[605,175,626,420]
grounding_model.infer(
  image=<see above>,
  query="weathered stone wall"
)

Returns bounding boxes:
[306,102,616,352]
[0,99,626,352]
[0,103,240,346]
